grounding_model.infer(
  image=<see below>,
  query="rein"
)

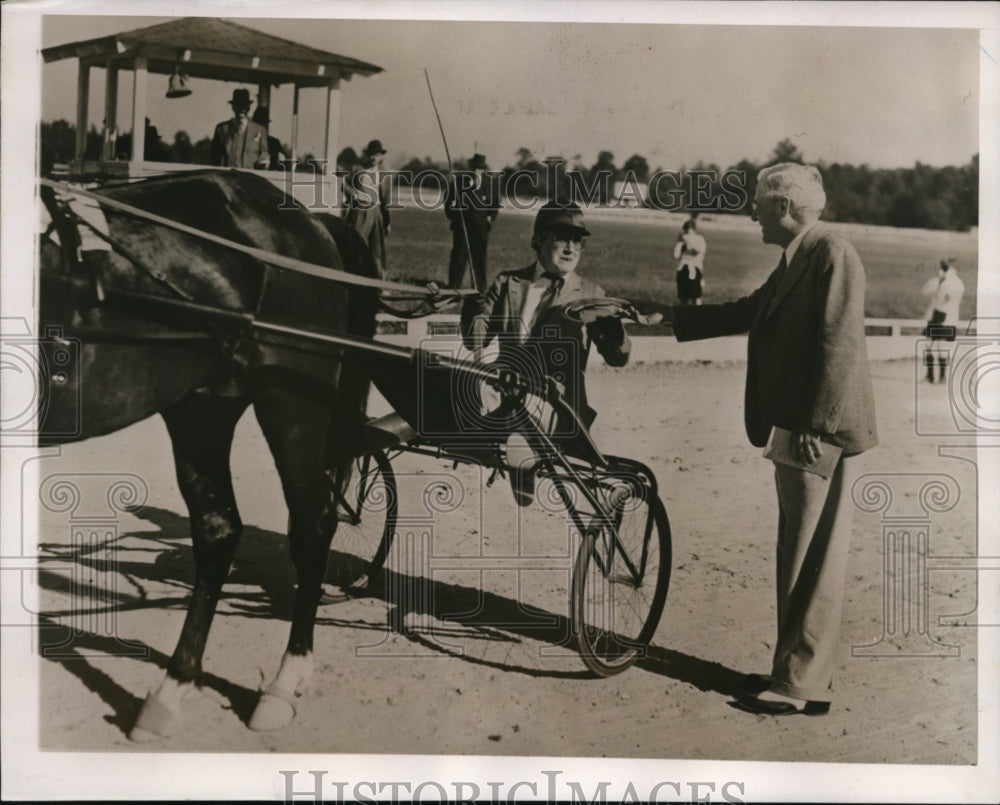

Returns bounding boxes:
[39,178,477,304]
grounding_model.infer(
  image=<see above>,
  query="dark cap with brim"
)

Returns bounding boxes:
[533,201,590,237]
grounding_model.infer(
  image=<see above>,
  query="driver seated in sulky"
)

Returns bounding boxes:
[460,201,631,504]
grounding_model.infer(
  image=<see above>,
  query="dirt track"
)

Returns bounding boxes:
[33,358,979,767]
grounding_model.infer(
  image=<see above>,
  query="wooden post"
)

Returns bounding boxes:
[130,55,148,162]
[324,79,341,211]
[102,64,119,160]
[74,61,90,170]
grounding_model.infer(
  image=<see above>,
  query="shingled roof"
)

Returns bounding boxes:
[42,17,382,87]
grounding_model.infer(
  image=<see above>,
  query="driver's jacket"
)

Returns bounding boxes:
[460,264,630,431]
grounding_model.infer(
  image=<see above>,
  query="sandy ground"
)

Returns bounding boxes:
[27,356,983,769]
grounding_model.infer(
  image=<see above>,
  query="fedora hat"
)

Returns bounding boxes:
[229,88,252,110]
[469,153,488,170]
[364,139,387,156]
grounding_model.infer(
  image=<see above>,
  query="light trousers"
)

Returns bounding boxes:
[769,452,864,702]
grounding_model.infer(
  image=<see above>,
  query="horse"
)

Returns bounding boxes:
[38,169,380,739]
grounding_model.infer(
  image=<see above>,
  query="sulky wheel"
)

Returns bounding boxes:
[571,476,671,676]
[323,449,398,597]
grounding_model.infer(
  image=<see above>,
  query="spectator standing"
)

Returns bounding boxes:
[920,258,965,383]
[344,139,391,279]
[209,89,268,169]
[445,153,500,290]
[673,218,707,305]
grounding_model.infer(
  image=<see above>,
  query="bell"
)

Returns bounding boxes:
[165,68,191,99]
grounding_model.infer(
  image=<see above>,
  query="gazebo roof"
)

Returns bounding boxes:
[42,17,383,88]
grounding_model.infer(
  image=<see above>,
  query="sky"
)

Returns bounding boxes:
[35,7,983,173]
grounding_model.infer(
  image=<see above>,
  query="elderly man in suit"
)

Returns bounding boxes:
[209,89,269,169]
[662,163,878,715]
[461,201,630,505]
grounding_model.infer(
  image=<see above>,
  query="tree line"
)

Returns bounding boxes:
[40,123,977,232]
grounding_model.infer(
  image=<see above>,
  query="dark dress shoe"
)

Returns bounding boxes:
[730,693,830,716]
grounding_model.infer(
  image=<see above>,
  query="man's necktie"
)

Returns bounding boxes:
[529,273,565,333]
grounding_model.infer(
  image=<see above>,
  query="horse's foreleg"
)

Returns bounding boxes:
[130,393,249,741]
[247,381,335,731]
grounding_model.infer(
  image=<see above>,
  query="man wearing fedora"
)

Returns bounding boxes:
[344,139,391,278]
[210,88,269,169]
[445,153,500,290]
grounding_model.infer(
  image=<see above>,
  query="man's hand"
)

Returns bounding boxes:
[461,291,487,317]
[792,430,824,465]
[586,315,626,346]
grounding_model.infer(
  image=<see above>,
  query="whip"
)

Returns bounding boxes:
[424,69,480,293]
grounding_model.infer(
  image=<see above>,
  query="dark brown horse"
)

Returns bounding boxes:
[39,170,379,738]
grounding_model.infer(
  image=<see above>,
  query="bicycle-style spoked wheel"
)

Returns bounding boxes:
[571,485,671,676]
[324,449,398,593]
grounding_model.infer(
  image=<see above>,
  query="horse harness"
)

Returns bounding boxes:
[37,179,474,372]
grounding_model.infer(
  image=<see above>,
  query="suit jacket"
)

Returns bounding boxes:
[673,224,877,454]
[445,180,500,243]
[210,119,269,169]
[343,161,391,232]
[461,264,630,426]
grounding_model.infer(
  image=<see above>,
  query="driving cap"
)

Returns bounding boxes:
[533,201,591,237]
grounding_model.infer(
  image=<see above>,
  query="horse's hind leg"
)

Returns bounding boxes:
[247,378,336,731]
[129,392,249,741]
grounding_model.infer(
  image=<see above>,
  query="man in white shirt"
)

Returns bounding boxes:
[673,218,707,304]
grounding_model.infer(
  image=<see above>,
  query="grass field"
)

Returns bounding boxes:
[386,207,978,323]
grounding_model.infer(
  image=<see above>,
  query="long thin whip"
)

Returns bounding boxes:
[424,68,479,293]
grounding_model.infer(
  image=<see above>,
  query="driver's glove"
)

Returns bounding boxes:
[586,315,626,347]
[586,315,630,367]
